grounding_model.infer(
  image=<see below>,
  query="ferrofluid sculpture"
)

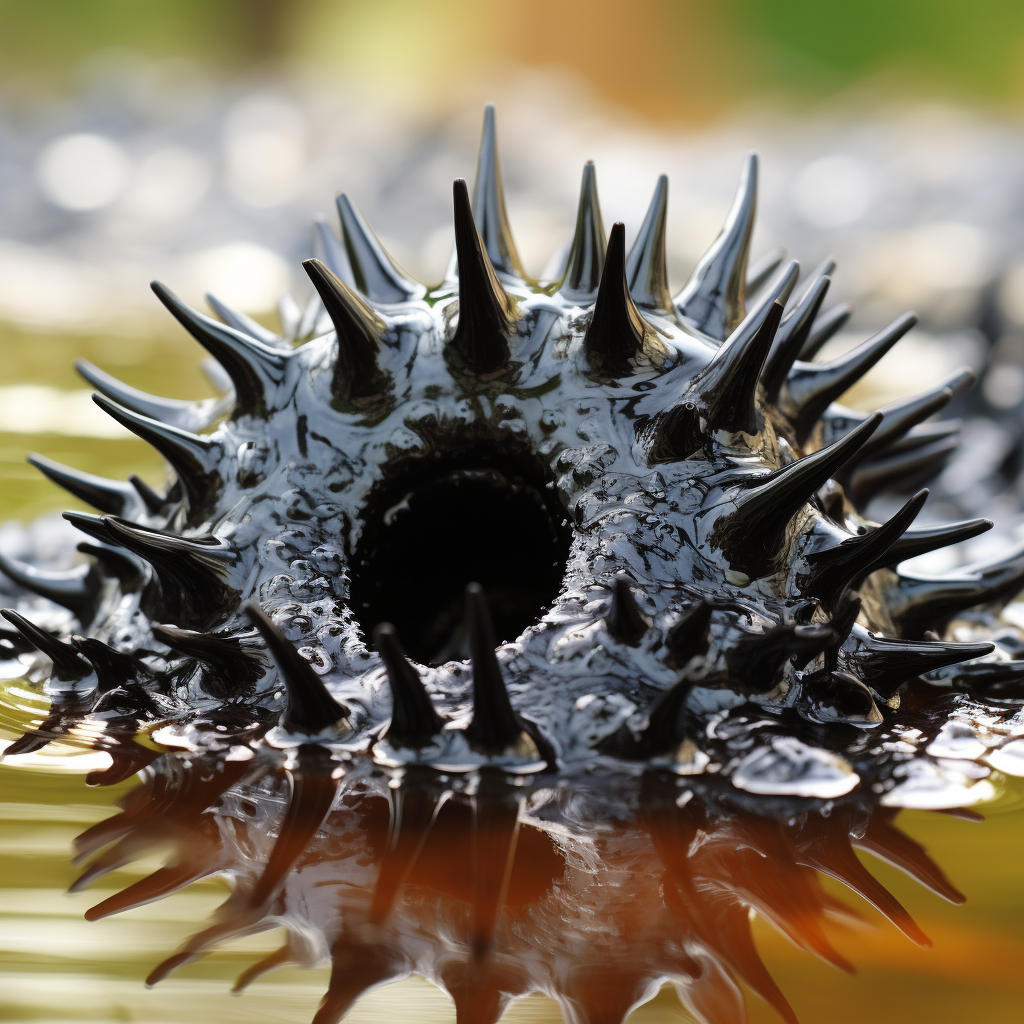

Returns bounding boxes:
[1,106,1022,1023]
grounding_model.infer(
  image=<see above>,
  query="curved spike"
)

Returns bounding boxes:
[560,161,606,303]
[150,623,260,679]
[0,609,91,680]
[151,283,288,418]
[129,474,167,515]
[102,516,237,631]
[233,945,294,994]
[855,814,965,905]
[583,222,649,377]
[470,780,522,959]
[799,302,854,360]
[466,104,523,280]
[373,623,444,747]
[637,677,696,756]
[72,637,136,689]
[91,394,220,510]
[61,511,117,548]
[784,312,918,442]
[702,299,784,434]
[250,767,339,907]
[712,412,882,575]
[335,193,421,304]
[312,214,357,289]
[244,602,349,734]
[649,298,779,459]
[302,258,388,403]
[369,784,443,925]
[311,943,403,1024]
[728,622,837,692]
[0,552,98,620]
[890,542,1024,637]
[464,583,524,753]
[675,154,757,340]
[76,542,143,588]
[806,489,929,605]
[75,359,207,432]
[847,435,959,508]
[449,179,517,375]
[746,247,786,296]
[625,174,671,311]
[838,368,974,473]
[843,625,995,696]
[605,575,649,645]
[761,274,831,399]
[26,453,134,517]
[882,517,993,568]
[665,598,713,665]
[205,293,282,348]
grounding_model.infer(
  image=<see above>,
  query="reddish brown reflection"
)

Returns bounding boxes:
[69,746,967,1024]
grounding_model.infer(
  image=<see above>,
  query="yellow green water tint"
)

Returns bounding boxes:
[0,319,1021,1023]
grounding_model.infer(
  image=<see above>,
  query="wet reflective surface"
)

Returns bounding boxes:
[0,727,1022,1024]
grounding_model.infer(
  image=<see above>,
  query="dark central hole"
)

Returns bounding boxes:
[350,459,570,665]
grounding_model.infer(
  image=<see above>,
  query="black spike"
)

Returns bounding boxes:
[842,625,994,698]
[150,623,260,681]
[0,553,98,620]
[838,368,974,474]
[665,599,713,665]
[675,153,757,340]
[250,766,339,907]
[449,179,518,375]
[302,258,388,404]
[62,511,117,546]
[129,474,168,515]
[712,412,883,576]
[717,258,799,357]
[27,453,134,516]
[847,435,959,508]
[728,622,836,692]
[335,193,421,304]
[91,394,221,510]
[939,658,1024,698]
[244,602,349,734]
[702,299,784,434]
[890,543,1024,637]
[373,622,444,747]
[74,359,206,432]
[761,274,831,400]
[102,516,238,631]
[625,174,671,311]
[1,609,91,680]
[805,489,929,606]
[466,104,523,280]
[464,583,525,753]
[312,215,357,289]
[205,293,282,347]
[560,161,606,304]
[605,575,649,645]
[150,283,288,418]
[882,517,992,568]
[784,312,918,442]
[637,676,697,756]
[76,542,143,588]
[746,247,786,296]
[71,637,136,689]
[583,222,649,377]
[799,303,854,360]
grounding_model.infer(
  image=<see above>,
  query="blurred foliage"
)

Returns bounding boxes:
[0,0,1021,117]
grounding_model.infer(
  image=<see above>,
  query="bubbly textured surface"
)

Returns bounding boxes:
[2,104,1024,1024]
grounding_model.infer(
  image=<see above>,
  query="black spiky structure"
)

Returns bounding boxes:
[3,105,1023,794]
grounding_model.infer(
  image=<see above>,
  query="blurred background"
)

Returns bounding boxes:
[1,3,1023,1023]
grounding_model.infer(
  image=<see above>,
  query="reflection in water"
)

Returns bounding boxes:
[52,732,972,1024]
